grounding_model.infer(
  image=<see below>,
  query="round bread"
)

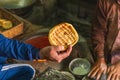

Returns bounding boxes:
[48,22,79,50]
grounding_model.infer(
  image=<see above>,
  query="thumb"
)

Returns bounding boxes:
[54,46,65,51]
[107,67,110,73]
[57,59,62,63]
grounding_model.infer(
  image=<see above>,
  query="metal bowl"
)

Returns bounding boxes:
[22,33,50,48]
[0,0,36,15]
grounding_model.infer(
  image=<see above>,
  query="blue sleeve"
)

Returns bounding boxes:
[0,34,40,61]
[0,56,7,64]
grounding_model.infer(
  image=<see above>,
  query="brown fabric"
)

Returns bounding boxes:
[111,50,120,64]
[110,2,120,64]
[92,0,119,63]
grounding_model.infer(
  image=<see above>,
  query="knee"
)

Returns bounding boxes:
[24,64,35,74]
[21,64,35,79]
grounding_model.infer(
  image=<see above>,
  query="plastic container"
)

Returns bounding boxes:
[69,58,91,76]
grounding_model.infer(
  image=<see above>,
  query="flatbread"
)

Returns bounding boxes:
[48,22,79,50]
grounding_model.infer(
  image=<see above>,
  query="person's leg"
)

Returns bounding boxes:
[0,64,35,80]
[111,52,120,64]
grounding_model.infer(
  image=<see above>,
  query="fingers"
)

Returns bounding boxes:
[57,45,72,59]
[88,67,103,80]
[88,61,107,80]
[52,45,72,62]
[89,67,99,78]
[96,70,103,80]
[111,74,116,80]
[107,66,114,73]
[108,73,119,80]
[54,46,65,51]
[107,67,110,74]
[107,71,113,80]
[116,76,119,80]
[54,45,72,52]
[107,65,120,80]
[88,65,98,77]
[107,66,115,80]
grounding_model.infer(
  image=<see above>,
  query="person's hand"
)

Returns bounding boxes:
[88,58,107,80]
[107,61,120,80]
[39,45,72,63]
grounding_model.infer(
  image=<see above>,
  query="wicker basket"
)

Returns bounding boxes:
[0,8,23,38]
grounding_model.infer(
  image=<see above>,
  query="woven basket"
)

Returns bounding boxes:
[0,8,23,38]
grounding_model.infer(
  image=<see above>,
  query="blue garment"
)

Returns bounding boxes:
[0,34,40,64]
[0,64,35,80]
[0,34,40,80]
